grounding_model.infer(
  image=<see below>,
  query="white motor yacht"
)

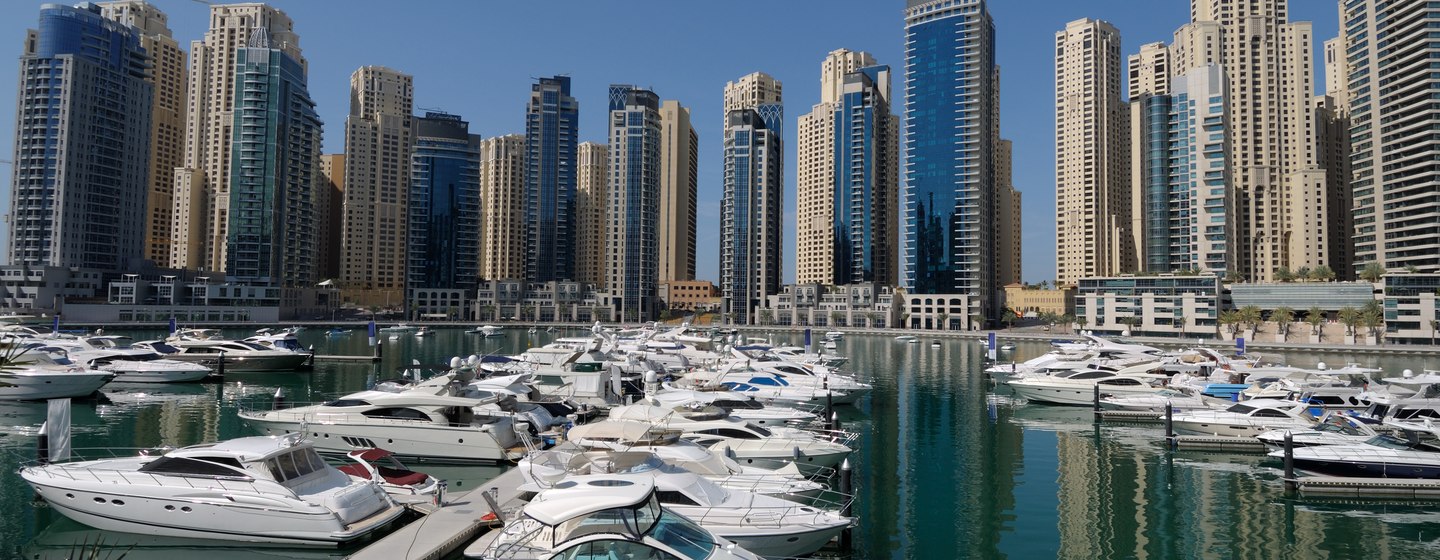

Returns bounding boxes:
[42,338,210,383]
[239,390,540,463]
[378,324,419,333]
[414,327,432,338]
[606,405,854,475]
[464,476,759,559]
[1005,369,1170,406]
[517,458,851,558]
[1256,413,1386,449]
[894,335,918,343]
[0,347,115,400]
[646,385,818,426]
[1267,424,1440,478]
[1169,398,1316,437]
[468,325,504,337]
[1099,387,1218,413]
[19,435,404,546]
[143,339,312,372]
[564,422,825,500]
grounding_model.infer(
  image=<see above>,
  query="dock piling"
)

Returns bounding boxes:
[1165,402,1175,450]
[272,388,286,411]
[1283,431,1297,495]
[216,351,225,377]
[1092,385,1102,421]
[839,458,853,550]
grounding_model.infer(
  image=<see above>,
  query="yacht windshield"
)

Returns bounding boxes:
[644,509,716,560]
[1364,434,1414,450]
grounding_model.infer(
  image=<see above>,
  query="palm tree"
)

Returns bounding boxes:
[1360,262,1386,283]
[865,311,880,328]
[936,312,950,331]
[1338,306,1361,338]
[1310,265,1336,282]
[1219,309,1241,335]
[1238,305,1264,334]
[1362,300,1385,344]
[1223,271,1245,284]
[830,310,845,327]
[1431,319,1439,346]
[1305,306,1325,338]
[1000,312,1017,330]
[1074,315,1088,333]
[1274,267,1294,282]
[757,309,773,326]
[1271,306,1295,341]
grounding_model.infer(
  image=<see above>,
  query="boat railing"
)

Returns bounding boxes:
[19,449,296,498]
[789,426,859,447]
[680,498,852,529]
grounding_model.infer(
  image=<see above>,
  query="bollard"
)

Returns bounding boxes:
[434,480,448,507]
[824,377,833,423]
[216,351,226,378]
[839,458,854,550]
[1283,431,1297,495]
[830,411,840,433]
[374,337,383,360]
[272,388,287,411]
[481,487,504,523]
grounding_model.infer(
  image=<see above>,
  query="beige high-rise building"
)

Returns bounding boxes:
[479,135,526,281]
[1127,42,1169,98]
[317,154,345,281]
[797,49,879,286]
[575,142,609,287]
[340,66,412,306]
[1055,18,1129,284]
[170,3,300,272]
[658,101,698,283]
[722,72,782,120]
[98,1,185,267]
[1170,0,1325,281]
[996,139,1022,287]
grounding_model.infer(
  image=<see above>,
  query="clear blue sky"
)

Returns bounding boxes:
[0,0,1338,284]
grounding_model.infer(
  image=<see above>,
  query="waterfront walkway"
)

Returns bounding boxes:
[352,468,524,560]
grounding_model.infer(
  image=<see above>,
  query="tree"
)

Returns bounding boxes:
[1310,265,1336,282]
[1407,264,1421,273]
[830,310,845,327]
[1218,310,1241,335]
[1295,266,1311,281]
[1305,306,1326,338]
[1000,312,1017,330]
[1431,319,1439,346]
[479,304,496,322]
[865,311,880,328]
[1223,271,1245,284]
[1074,315,1088,333]
[1338,306,1361,336]
[1275,267,1294,283]
[758,309,773,326]
[1238,305,1264,333]
[1271,306,1295,340]
[936,312,949,331]
[1362,300,1385,343]
[1058,313,1074,333]
[1360,262,1386,283]
[1174,310,1188,337]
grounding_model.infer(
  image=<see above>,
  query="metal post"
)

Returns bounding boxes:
[830,411,840,433]
[481,487,503,523]
[216,351,226,378]
[825,377,833,421]
[1092,384,1102,417]
[36,422,48,465]
[272,388,286,411]
[1283,431,1297,495]
[839,458,853,550]
[1164,402,1175,450]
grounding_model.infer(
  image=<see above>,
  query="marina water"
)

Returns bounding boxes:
[2,328,1440,558]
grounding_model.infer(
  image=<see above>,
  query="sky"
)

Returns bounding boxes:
[0,0,1340,285]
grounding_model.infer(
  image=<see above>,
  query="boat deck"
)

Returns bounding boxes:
[351,468,525,560]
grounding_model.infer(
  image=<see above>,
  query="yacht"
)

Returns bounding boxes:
[1005,369,1170,406]
[1267,423,1440,478]
[468,325,504,337]
[414,327,433,338]
[239,390,541,463]
[144,338,312,372]
[0,347,115,400]
[1169,399,1316,437]
[1099,387,1217,413]
[563,422,825,500]
[19,434,404,546]
[645,385,818,426]
[894,335,918,343]
[606,405,854,475]
[43,337,210,383]
[1256,413,1386,449]
[516,460,851,558]
[378,324,419,333]
[464,476,759,559]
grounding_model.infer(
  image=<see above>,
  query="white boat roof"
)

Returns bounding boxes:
[609,404,685,423]
[526,475,655,525]
[1383,374,1440,385]
[339,390,492,408]
[569,420,671,442]
[170,435,305,462]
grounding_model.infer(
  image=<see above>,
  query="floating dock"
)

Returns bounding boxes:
[1292,476,1440,499]
[351,468,525,560]
[1094,410,1164,423]
[313,354,381,363]
[1164,435,1269,453]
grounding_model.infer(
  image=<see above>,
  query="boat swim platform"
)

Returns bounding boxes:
[1291,476,1440,499]
[352,468,525,560]
[1163,435,1269,453]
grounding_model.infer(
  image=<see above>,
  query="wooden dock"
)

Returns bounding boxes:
[351,468,526,560]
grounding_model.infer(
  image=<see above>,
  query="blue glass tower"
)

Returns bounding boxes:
[833,65,896,285]
[721,108,783,325]
[903,0,998,319]
[226,29,322,286]
[8,3,152,270]
[524,76,579,283]
[408,112,481,292]
[606,85,662,322]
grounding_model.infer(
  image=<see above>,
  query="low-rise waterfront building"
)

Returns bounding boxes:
[660,281,720,313]
[1002,284,1076,317]
[1381,274,1440,345]
[760,283,896,328]
[473,280,610,323]
[1074,275,1221,338]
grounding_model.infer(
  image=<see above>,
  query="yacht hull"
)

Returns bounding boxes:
[100,366,210,383]
[712,522,848,558]
[240,415,522,463]
[1007,382,1160,406]
[166,353,311,373]
[0,371,113,400]
[1289,458,1440,479]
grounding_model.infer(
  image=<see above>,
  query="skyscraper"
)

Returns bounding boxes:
[1055,18,1129,284]
[720,71,784,325]
[1170,0,1324,281]
[525,76,579,283]
[97,1,185,267]
[1127,42,1170,99]
[903,0,1000,320]
[8,2,152,270]
[479,135,526,282]
[575,142,609,287]
[171,3,300,273]
[341,66,413,305]
[606,85,663,322]
[317,154,344,281]
[407,112,481,295]
[658,100,698,284]
[797,50,897,287]
[1344,0,1440,271]
[996,139,1022,287]
[224,28,321,286]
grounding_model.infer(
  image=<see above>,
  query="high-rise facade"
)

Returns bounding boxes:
[525,76,579,283]
[721,73,784,325]
[1169,0,1323,281]
[797,50,897,287]
[317,154,344,281]
[606,85,663,322]
[575,142,609,287]
[224,31,321,286]
[171,3,299,273]
[479,135,526,281]
[97,1,185,267]
[9,3,152,270]
[340,66,413,304]
[996,139,1022,287]
[1127,42,1170,99]
[1344,0,1440,272]
[408,113,481,294]
[903,0,1000,320]
[658,100,698,284]
[1055,18,1129,284]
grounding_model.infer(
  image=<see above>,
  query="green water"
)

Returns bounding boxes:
[2,328,1440,559]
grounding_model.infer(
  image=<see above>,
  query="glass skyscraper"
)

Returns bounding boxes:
[524,76,579,283]
[903,0,999,319]
[721,108,783,325]
[225,30,321,286]
[834,65,896,285]
[606,85,662,322]
[8,3,152,270]
[408,112,481,292]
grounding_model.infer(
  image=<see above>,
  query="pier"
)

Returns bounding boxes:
[351,468,525,560]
